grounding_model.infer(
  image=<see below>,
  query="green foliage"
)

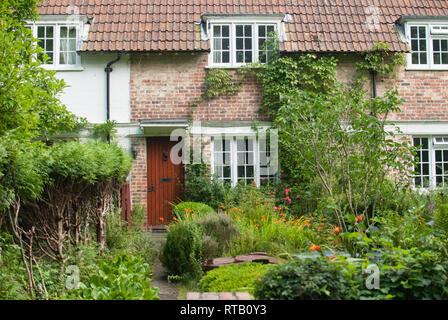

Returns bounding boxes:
[172,201,216,221]
[356,42,405,76]
[254,257,353,300]
[199,263,272,296]
[106,209,157,266]
[47,141,132,183]
[0,233,30,299]
[64,253,160,300]
[275,87,415,230]
[196,213,239,259]
[255,53,338,114]
[434,204,448,234]
[160,221,204,281]
[184,163,227,209]
[0,0,81,141]
[91,120,118,142]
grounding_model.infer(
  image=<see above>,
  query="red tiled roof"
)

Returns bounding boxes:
[37,0,448,52]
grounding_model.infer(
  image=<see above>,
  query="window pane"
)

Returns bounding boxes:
[259,26,266,37]
[213,26,221,37]
[69,27,76,38]
[244,25,252,37]
[412,53,419,64]
[434,39,440,51]
[236,38,243,50]
[411,26,418,38]
[236,25,243,37]
[411,40,419,51]
[222,51,230,63]
[222,25,229,37]
[419,26,426,38]
[442,40,448,51]
[60,26,67,37]
[443,53,448,64]
[420,53,427,64]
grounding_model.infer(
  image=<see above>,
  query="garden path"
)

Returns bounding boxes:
[151,232,180,300]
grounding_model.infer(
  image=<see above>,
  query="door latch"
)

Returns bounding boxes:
[148,184,155,192]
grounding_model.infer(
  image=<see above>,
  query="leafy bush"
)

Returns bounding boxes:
[367,247,448,300]
[160,221,204,280]
[106,209,157,265]
[65,253,159,300]
[173,201,216,221]
[434,204,448,234]
[199,263,272,296]
[184,163,227,209]
[254,257,353,300]
[0,233,30,299]
[195,213,239,259]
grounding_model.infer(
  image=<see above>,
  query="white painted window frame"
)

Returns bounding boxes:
[28,18,85,71]
[206,17,282,68]
[406,21,448,71]
[413,135,448,189]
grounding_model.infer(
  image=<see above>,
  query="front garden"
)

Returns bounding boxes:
[161,184,448,300]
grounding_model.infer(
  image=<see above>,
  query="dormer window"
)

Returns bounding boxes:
[203,15,286,68]
[406,22,448,70]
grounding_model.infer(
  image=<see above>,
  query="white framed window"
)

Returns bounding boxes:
[28,22,83,70]
[413,136,448,188]
[407,22,448,70]
[211,135,277,187]
[206,17,281,68]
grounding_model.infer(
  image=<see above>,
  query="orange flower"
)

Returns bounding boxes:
[333,226,342,234]
[309,244,321,251]
[355,215,363,222]
[219,205,225,209]
[329,256,335,261]
[159,217,164,222]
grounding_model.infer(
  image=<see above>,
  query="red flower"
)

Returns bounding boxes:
[284,188,290,196]
[309,244,321,251]
[284,197,291,204]
[253,182,257,187]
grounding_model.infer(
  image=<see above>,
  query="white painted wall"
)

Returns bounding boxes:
[54,53,131,124]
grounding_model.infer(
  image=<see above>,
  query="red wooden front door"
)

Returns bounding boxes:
[146,137,184,226]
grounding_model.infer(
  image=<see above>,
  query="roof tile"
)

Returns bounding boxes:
[37,0,448,52]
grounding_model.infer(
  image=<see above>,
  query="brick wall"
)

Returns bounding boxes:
[336,54,448,121]
[130,52,268,122]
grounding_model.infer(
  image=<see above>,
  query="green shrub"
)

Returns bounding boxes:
[195,213,239,259]
[0,233,30,300]
[64,253,159,300]
[106,209,157,265]
[364,247,448,300]
[160,221,204,280]
[172,201,216,221]
[434,204,448,234]
[199,263,272,296]
[254,257,353,300]
[184,163,227,209]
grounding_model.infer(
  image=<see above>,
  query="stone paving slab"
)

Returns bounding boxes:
[186,292,252,300]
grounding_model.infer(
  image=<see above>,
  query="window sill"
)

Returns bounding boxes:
[41,65,84,72]
[205,64,264,70]
[406,66,448,71]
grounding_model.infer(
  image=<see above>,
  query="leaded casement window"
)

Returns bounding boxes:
[414,136,448,188]
[407,23,448,69]
[211,135,277,187]
[28,23,80,68]
[209,22,277,67]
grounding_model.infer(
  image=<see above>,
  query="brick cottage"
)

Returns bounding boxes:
[35,1,448,226]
